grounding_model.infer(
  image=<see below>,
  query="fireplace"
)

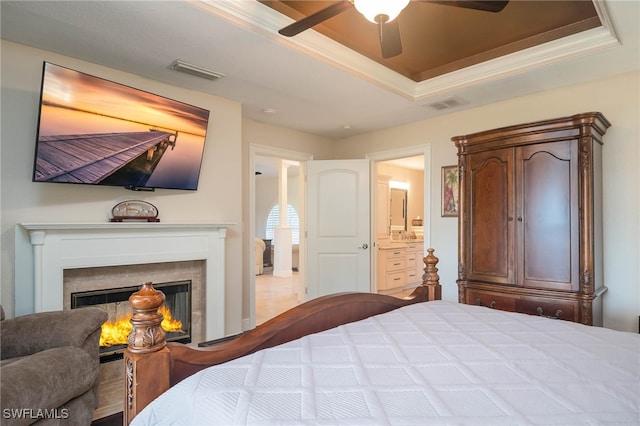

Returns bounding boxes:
[17,222,231,341]
[71,280,192,361]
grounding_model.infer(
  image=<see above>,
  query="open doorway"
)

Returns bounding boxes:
[370,147,430,297]
[254,158,300,325]
[249,146,311,329]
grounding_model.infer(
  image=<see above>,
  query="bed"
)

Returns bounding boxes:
[124,249,640,425]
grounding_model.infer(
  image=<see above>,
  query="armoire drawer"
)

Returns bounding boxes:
[466,290,516,312]
[515,298,577,322]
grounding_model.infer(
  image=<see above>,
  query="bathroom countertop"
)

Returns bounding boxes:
[378,240,424,249]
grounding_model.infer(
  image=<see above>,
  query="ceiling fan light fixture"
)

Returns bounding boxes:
[354,0,410,23]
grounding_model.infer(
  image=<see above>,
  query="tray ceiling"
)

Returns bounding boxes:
[261,1,600,81]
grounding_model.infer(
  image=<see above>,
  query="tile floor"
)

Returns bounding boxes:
[255,270,301,325]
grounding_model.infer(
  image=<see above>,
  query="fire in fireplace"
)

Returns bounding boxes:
[71,280,192,361]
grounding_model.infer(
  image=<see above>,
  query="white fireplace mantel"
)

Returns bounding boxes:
[18,222,234,341]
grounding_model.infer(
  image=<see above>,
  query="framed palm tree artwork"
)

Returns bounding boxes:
[441,165,459,217]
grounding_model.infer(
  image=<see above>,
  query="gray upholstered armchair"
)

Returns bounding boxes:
[0,305,107,425]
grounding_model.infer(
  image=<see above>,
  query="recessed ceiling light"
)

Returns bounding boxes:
[169,60,224,81]
[262,108,277,114]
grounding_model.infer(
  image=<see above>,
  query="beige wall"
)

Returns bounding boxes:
[335,71,640,332]
[243,119,334,158]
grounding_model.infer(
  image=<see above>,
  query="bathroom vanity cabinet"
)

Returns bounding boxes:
[377,241,424,294]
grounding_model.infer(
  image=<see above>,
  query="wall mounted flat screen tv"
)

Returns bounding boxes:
[32,62,210,191]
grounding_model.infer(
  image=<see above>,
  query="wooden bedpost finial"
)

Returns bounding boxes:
[423,248,442,300]
[124,282,171,424]
[127,282,167,354]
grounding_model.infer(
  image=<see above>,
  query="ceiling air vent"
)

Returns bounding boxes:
[425,97,468,111]
[169,60,224,81]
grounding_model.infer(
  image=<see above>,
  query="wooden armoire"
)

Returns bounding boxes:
[453,112,610,326]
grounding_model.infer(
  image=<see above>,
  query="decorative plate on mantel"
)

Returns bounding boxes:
[110,200,160,222]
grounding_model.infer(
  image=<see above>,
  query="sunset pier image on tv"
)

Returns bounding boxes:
[32,62,210,190]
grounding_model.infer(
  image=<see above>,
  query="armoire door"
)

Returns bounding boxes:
[466,147,515,285]
[516,140,579,291]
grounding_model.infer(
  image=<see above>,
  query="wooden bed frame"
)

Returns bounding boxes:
[123,248,443,424]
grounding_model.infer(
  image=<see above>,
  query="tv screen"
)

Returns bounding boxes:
[32,62,210,191]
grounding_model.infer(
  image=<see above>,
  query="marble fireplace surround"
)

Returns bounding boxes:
[19,222,232,341]
[65,261,205,344]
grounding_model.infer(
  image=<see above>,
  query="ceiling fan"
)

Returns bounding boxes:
[278,0,509,59]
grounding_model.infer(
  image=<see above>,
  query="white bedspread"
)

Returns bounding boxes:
[132,300,640,425]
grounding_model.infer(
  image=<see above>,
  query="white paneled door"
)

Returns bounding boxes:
[306,159,371,299]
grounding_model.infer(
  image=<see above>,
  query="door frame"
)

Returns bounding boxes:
[249,144,313,330]
[366,144,432,290]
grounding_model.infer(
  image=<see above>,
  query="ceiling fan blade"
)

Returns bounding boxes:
[423,1,509,13]
[379,19,403,59]
[278,1,353,37]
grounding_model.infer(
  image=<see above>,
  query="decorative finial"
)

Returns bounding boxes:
[126,282,166,354]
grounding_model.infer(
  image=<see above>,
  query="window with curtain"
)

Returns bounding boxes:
[265,204,300,244]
